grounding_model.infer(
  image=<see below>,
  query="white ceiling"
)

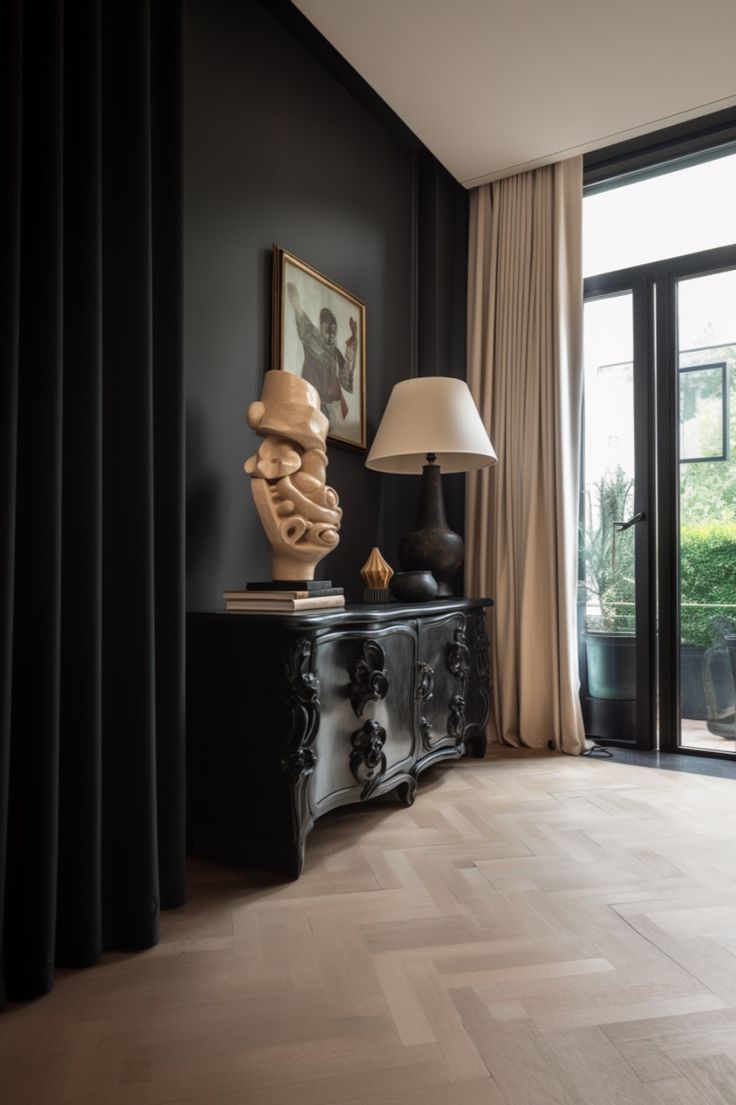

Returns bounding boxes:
[293,0,736,188]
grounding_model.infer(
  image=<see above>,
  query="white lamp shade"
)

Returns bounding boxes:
[366,376,497,475]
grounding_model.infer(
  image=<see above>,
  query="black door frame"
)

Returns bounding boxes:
[585,241,736,757]
[582,277,656,750]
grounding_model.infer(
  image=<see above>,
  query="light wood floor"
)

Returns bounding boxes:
[3,748,736,1104]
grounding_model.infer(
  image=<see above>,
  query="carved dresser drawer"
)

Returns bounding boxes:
[187,598,492,878]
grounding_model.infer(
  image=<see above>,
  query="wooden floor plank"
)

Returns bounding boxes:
[3,749,736,1104]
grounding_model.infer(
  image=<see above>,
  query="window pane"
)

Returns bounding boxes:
[581,293,639,742]
[582,295,636,635]
[677,268,736,755]
[680,364,727,462]
[584,151,736,277]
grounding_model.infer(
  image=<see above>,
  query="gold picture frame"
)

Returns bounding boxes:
[272,245,366,451]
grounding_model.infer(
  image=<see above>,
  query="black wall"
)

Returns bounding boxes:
[184,0,467,608]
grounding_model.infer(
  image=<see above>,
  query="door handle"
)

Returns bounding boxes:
[613,511,645,532]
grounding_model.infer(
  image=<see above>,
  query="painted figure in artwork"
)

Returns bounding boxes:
[286,282,356,432]
[244,370,342,580]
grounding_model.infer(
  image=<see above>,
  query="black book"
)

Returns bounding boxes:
[241,580,342,595]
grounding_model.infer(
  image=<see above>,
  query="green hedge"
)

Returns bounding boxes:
[680,523,736,646]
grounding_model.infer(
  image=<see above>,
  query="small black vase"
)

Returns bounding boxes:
[390,570,438,603]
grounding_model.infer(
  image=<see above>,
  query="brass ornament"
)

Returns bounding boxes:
[360,547,393,590]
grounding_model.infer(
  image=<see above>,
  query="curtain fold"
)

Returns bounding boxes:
[0,0,185,1007]
[0,0,21,1012]
[466,158,586,755]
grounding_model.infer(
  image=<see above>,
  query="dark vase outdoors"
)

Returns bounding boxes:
[680,644,734,731]
[702,638,736,737]
[727,636,736,684]
[727,638,736,726]
[680,644,708,720]
[585,631,636,701]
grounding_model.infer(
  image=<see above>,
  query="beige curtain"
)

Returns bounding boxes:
[465,157,586,755]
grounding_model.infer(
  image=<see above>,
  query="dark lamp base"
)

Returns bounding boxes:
[398,461,464,596]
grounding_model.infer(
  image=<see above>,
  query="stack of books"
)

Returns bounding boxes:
[224,582,344,614]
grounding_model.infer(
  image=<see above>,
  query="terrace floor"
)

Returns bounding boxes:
[681,717,736,755]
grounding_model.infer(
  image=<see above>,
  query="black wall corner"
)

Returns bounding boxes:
[416,152,470,555]
[184,0,469,607]
[417,151,469,382]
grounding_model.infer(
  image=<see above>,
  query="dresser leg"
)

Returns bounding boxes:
[397,778,417,807]
[287,815,313,880]
[288,844,305,881]
[469,733,487,758]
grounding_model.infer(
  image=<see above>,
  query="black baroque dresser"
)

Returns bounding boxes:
[187,597,492,877]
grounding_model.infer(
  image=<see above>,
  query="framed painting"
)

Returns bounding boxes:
[272,245,366,450]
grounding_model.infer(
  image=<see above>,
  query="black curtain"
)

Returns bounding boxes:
[0,0,185,1006]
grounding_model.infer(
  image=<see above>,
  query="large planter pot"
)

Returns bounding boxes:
[727,636,736,684]
[709,636,736,738]
[680,644,708,720]
[689,642,735,735]
[584,632,635,701]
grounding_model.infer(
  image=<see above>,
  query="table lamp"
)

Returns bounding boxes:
[366,377,497,595]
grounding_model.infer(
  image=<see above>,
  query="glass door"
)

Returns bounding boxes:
[584,252,736,756]
[580,286,655,748]
[583,132,736,757]
[675,268,736,754]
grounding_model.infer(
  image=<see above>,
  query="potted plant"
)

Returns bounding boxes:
[580,467,636,701]
[680,525,736,728]
[580,477,736,724]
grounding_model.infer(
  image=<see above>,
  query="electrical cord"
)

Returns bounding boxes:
[582,742,614,757]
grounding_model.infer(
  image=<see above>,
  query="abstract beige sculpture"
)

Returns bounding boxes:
[244,370,342,580]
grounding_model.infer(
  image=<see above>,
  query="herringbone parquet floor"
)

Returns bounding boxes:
[3,748,736,1104]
